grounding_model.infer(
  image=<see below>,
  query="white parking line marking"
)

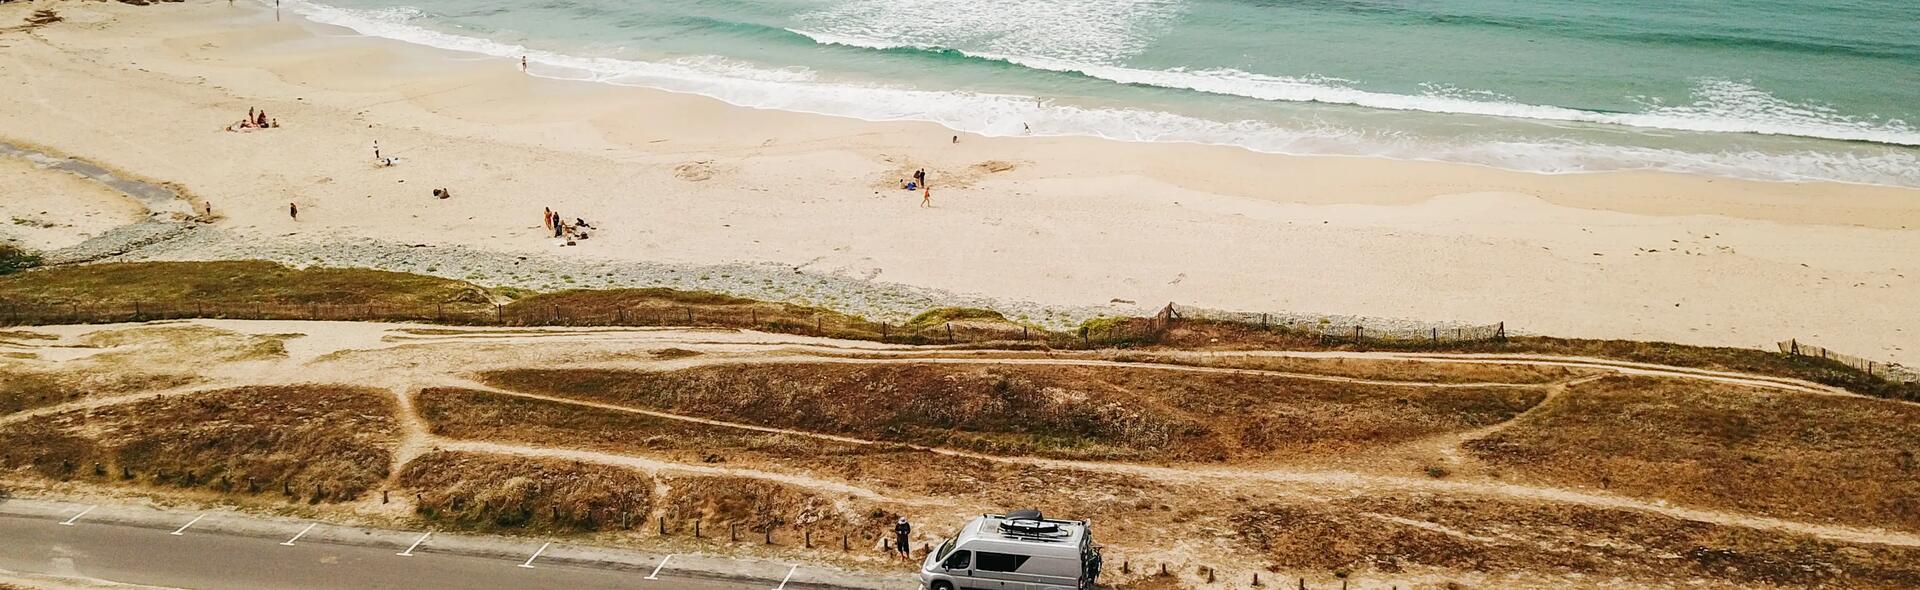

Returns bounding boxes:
[170,514,206,536]
[397,532,431,556]
[645,554,675,580]
[280,523,318,546]
[58,505,97,526]
[518,542,551,569]
[770,565,797,590]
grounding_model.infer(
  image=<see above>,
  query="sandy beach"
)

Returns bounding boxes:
[0,1,1916,363]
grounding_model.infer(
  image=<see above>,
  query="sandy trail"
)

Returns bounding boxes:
[10,320,1916,552]
[375,323,1855,396]
[445,378,1920,549]
[426,438,937,507]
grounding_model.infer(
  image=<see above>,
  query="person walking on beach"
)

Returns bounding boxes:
[893,517,912,560]
[920,185,932,208]
[544,207,553,231]
[373,140,381,162]
[521,56,528,72]
[288,202,298,220]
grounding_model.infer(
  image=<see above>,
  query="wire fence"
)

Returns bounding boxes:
[1167,303,1506,344]
[1779,339,1917,383]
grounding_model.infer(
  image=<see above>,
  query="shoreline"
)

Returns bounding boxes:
[0,0,1916,364]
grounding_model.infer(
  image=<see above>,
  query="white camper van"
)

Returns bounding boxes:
[919,510,1102,590]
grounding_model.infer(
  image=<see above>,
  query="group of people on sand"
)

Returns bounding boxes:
[543,207,594,244]
[900,168,932,207]
[227,107,280,131]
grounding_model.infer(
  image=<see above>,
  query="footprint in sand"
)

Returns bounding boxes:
[673,161,716,182]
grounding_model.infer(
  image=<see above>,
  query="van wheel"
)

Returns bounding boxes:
[932,582,954,590]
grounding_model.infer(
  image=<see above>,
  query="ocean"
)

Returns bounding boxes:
[277,0,1920,187]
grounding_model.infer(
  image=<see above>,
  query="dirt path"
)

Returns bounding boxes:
[380,324,1857,398]
[427,438,941,507]
[586,354,1552,389]
[453,379,1920,549]
[12,320,1916,553]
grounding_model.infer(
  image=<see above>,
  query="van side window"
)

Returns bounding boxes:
[943,550,972,570]
[975,552,1031,572]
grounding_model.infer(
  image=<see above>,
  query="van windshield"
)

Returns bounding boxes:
[933,538,956,561]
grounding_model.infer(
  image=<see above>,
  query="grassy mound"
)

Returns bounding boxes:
[1465,376,1920,531]
[399,451,654,532]
[0,261,493,309]
[481,363,1544,462]
[416,387,867,462]
[0,385,399,502]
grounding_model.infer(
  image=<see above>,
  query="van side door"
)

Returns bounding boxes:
[941,550,995,590]
[974,551,1035,590]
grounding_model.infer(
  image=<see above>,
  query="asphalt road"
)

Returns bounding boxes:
[0,514,789,590]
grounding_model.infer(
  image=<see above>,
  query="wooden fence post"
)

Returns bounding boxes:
[495,303,503,324]
[946,322,954,344]
[1354,325,1363,344]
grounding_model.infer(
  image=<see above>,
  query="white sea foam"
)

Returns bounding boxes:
[795,0,1188,65]
[274,0,1920,187]
[786,29,1920,147]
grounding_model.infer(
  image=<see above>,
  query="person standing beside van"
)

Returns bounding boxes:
[895,517,913,560]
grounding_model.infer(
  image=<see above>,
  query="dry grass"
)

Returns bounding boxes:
[0,367,196,415]
[76,324,290,364]
[481,364,1544,462]
[499,288,886,339]
[1154,319,1918,401]
[1465,376,1920,531]
[416,387,872,463]
[660,476,888,537]
[398,451,654,532]
[1231,495,1920,589]
[1114,352,1589,384]
[0,261,495,310]
[0,385,399,503]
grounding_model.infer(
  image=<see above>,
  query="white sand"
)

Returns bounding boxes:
[0,156,149,251]
[0,1,1915,363]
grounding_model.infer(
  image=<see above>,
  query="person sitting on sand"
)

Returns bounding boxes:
[270,118,280,128]
[256,111,268,128]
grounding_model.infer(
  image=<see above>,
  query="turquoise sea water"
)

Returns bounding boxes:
[281,0,1920,187]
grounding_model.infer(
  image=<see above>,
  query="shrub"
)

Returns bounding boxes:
[0,244,40,276]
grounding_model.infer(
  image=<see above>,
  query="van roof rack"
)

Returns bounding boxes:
[986,509,1078,542]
